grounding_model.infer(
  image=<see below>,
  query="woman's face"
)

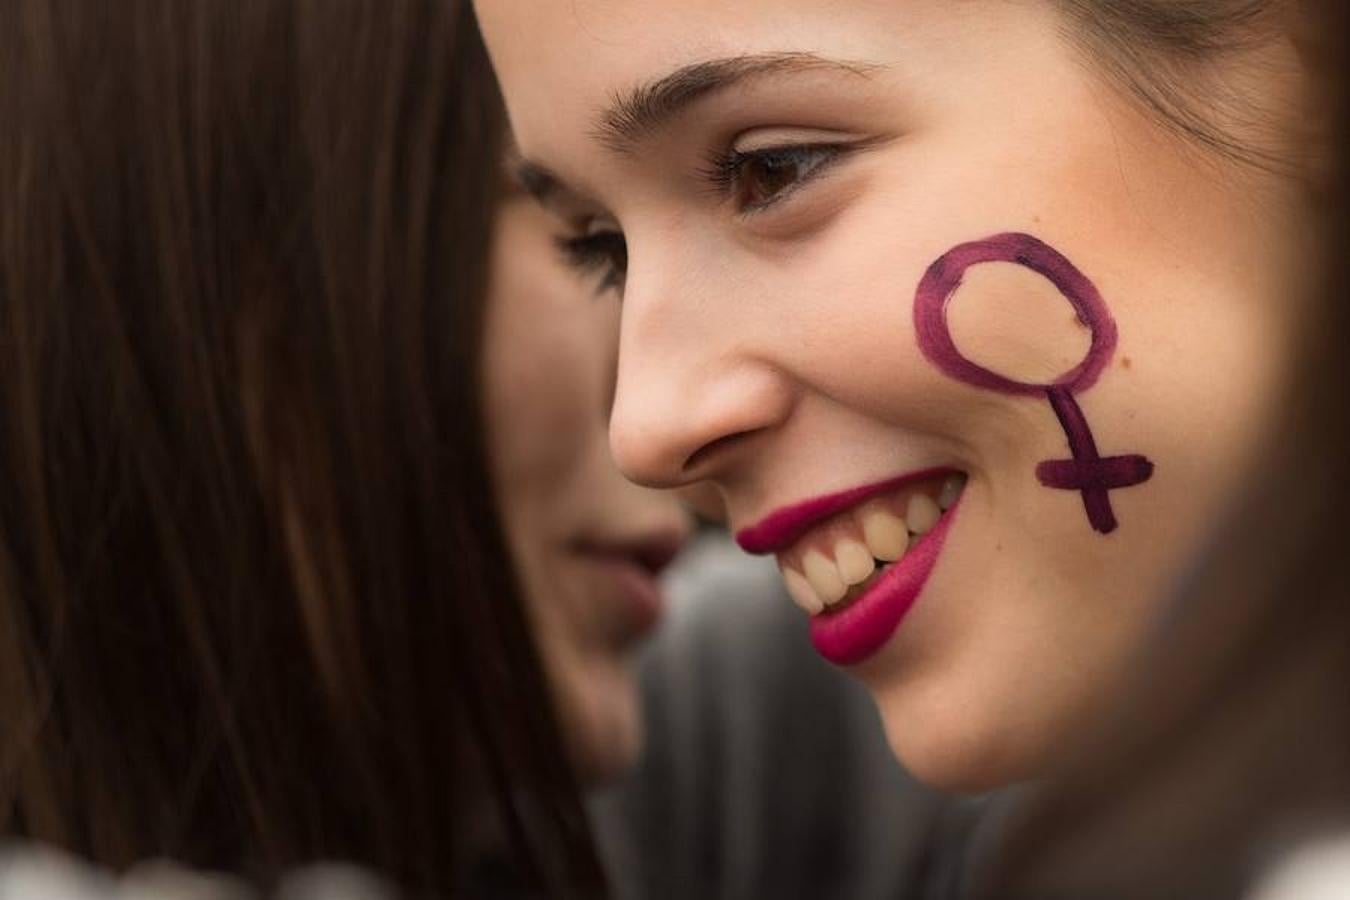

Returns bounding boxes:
[483,186,689,784]
[476,0,1310,789]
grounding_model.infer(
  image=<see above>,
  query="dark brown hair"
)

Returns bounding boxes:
[1059,0,1294,169]
[989,2,1350,896]
[0,1,602,895]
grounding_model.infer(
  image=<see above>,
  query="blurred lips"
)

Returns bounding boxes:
[574,531,685,642]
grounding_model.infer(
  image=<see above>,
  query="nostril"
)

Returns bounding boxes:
[611,364,795,487]
[682,429,759,474]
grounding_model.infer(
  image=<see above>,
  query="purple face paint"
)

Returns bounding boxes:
[913,233,1154,534]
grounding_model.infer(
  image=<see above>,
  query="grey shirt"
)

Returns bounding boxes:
[590,534,972,900]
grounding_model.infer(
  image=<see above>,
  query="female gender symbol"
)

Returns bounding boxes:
[913,233,1154,535]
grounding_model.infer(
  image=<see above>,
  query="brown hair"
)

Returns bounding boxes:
[989,2,1350,896]
[0,1,601,895]
[1059,0,1294,169]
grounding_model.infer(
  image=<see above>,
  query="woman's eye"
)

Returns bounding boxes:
[555,229,627,297]
[713,144,844,213]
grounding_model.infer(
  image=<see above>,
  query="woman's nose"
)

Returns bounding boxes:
[607,303,794,490]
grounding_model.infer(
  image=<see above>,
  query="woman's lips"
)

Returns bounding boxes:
[735,467,955,554]
[809,499,959,665]
[734,469,966,666]
[575,531,686,644]
[586,557,666,640]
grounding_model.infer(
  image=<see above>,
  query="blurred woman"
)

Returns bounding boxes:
[0,1,684,895]
[486,168,688,787]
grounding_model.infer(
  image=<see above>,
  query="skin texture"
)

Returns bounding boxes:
[483,188,689,783]
[476,0,1312,789]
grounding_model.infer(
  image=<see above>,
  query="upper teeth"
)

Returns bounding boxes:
[802,549,847,605]
[834,538,875,585]
[938,475,964,510]
[777,473,965,617]
[783,568,825,615]
[906,493,941,535]
[861,502,909,561]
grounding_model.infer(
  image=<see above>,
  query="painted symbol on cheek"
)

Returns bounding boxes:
[913,232,1154,535]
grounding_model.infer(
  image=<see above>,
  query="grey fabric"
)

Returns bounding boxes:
[0,845,395,900]
[590,533,956,900]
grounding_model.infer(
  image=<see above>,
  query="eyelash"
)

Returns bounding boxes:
[702,142,850,214]
[553,142,852,296]
[555,230,627,297]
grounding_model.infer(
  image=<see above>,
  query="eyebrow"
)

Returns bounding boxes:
[593,51,879,156]
[512,158,559,202]
[504,140,565,207]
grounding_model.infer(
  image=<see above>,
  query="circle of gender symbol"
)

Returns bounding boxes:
[913,233,1154,535]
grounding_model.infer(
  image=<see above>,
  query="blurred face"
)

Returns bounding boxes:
[477,0,1311,789]
[483,183,689,784]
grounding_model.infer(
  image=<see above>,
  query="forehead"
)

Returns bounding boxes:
[475,0,918,162]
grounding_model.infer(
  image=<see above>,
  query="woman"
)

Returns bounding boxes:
[476,0,1326,795]
[486,172,689,787]
[1,0,684,895]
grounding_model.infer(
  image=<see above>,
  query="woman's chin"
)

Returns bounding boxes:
[874,685,1054,793]
[562,665,644,786]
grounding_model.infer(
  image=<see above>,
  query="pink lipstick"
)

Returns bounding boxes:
[734,469,963,666]
[808,500,958,665]
[734,467,954,554]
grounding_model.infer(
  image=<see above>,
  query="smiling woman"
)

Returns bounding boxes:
[475,0,1319,799]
